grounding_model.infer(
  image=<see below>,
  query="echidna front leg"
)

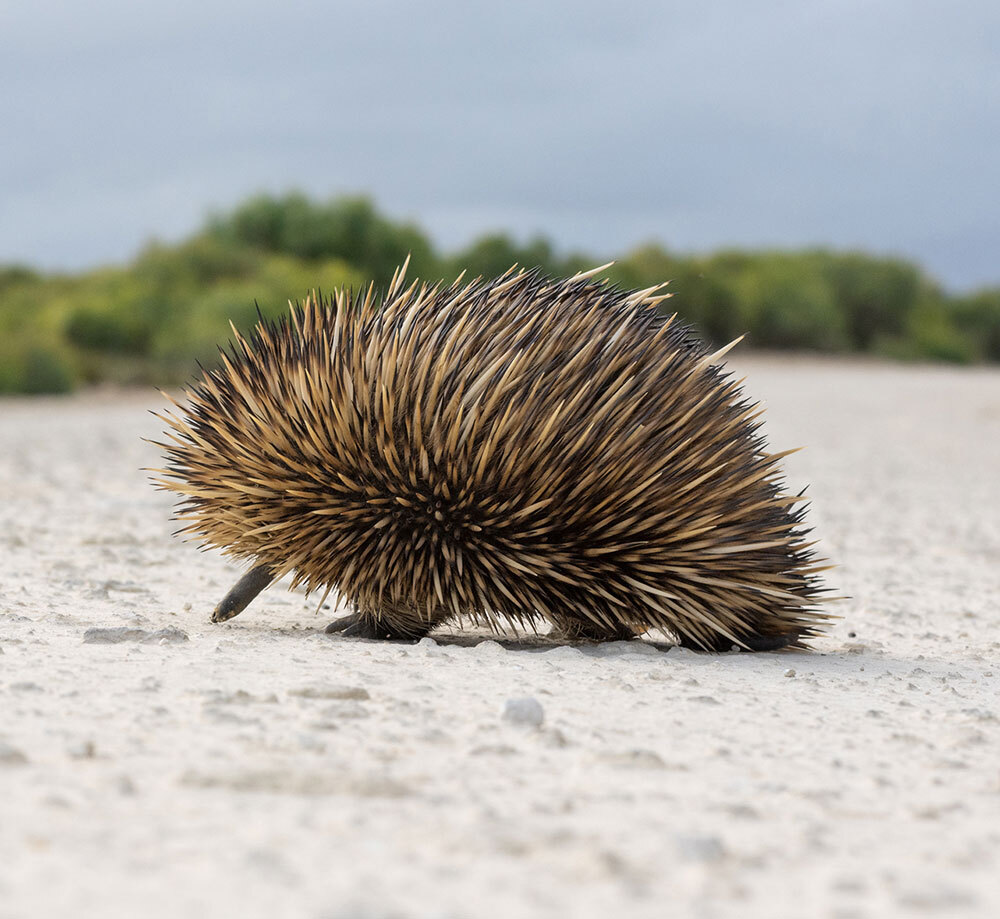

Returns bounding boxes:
[324,613,402,639]
[325,603,449,640]
[211,564,275,623]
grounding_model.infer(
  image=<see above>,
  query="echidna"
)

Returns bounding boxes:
[153,263,830,651]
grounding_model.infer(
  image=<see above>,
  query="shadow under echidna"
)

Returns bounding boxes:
[151,262,832,651]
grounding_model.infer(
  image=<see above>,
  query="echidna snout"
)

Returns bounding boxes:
[155,264,830,650]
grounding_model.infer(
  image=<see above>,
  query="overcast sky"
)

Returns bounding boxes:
[2,0,998,289]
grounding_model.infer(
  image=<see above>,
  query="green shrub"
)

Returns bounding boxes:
[607,247,739,344]
[135,236,258,289]
[65,306,152,353]
[728,256,848,350]
[877,304,978,364]
[21,346,74,393]
[150,255,362,373]
[2,192,998,393]
[207,193,438,286]
[951,289,1000,361]
[0,264,40,292]
[0,341,75,393]
[449,233,566,282]
[820,253,923,350]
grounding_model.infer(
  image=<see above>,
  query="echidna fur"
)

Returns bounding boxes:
[152,263,831,650]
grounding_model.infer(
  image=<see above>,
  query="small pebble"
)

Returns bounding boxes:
[541,727,569,748]
[83,626,189,645]
[598,749,665,769]
[474,639,506,655]
[691,694,721,705]
[784,668,796,678]
[297,733,326,753]
[415,636,442,656]
[676,835,725,862]
[470,744,518,757]
[502,696,545,728]
[317,701,369,720]
[68,740,96,759]
[289,685,369,701]
[0,741,28,766]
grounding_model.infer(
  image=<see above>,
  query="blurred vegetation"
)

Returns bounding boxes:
[1,192,998,393]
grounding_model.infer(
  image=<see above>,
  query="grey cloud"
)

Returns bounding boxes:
[1,0,997,288]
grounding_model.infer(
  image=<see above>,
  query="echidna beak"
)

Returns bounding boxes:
[210,564,275,623]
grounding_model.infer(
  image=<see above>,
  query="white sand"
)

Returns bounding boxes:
[1,357,999,919]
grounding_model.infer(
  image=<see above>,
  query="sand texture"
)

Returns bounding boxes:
[1,357,999,919]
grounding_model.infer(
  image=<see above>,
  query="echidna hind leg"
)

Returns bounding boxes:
[211,564,275,623]
[675,628,805,652]
[546,616,639,643]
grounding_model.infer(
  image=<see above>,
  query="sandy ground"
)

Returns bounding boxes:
[1,356,999,919]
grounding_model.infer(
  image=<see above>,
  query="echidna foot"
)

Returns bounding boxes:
[676,630,805,652]
[324,613,431,641]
